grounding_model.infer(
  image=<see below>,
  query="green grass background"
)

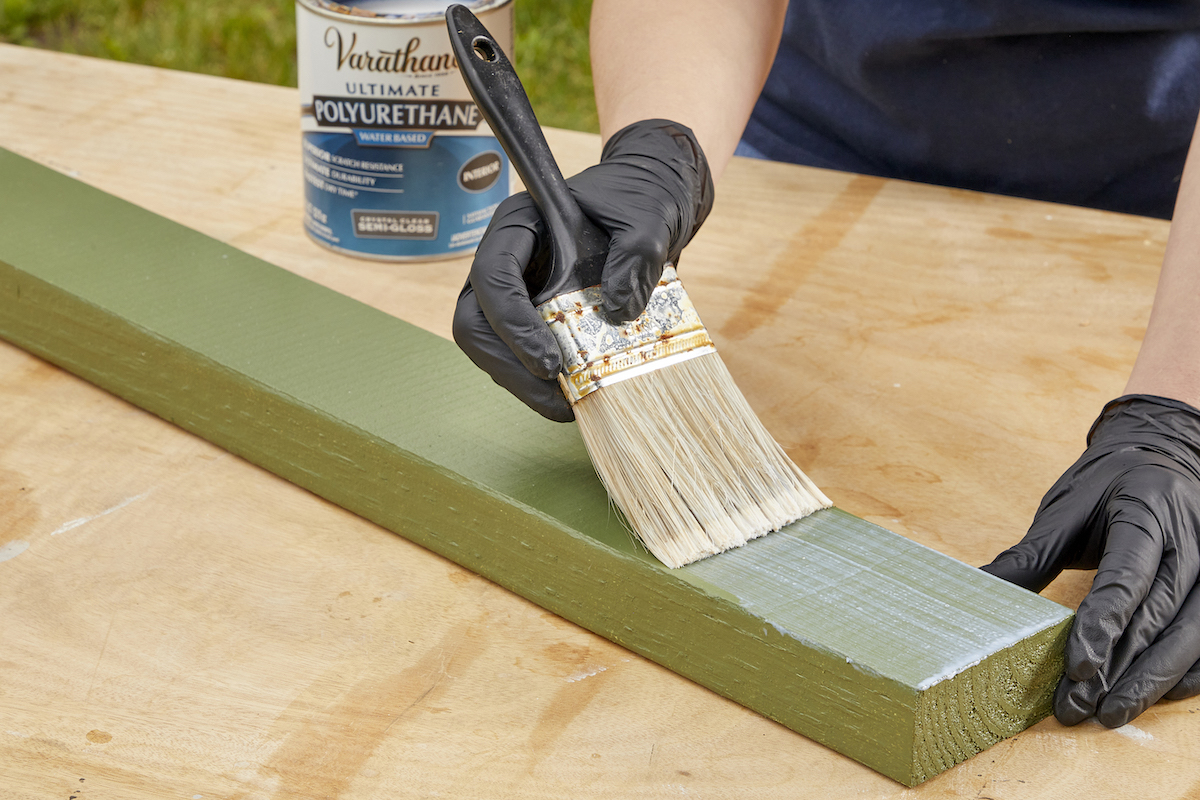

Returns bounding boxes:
[0,0,598,132]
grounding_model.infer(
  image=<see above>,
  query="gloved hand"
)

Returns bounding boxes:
[982,395,1200,728]
[452,118,714,421]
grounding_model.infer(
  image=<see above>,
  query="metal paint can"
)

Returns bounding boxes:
[296,0,513,260]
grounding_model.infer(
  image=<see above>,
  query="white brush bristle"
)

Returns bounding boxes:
[572,351,831,568]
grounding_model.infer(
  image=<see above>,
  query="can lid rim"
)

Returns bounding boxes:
[296,0,510,24]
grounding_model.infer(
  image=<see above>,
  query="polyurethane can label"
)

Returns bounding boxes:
[296,0,513,261]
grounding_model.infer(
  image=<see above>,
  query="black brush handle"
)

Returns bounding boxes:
[447,3,606,303]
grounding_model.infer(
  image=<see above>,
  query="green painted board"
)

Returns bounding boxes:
[0,148,1072,786]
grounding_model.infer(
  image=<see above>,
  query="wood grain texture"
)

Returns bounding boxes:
[4,44,1197,800]
[0,146,1068,785]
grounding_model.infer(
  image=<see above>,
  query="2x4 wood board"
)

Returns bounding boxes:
[0,148,1072,786]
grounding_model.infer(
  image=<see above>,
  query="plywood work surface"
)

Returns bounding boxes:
[1,44,1197,798]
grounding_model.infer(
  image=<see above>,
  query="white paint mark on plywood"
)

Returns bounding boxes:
[0,540,30,563]
[1115,724,1154,743]
[51,491,151,535]
[565,666,607,683]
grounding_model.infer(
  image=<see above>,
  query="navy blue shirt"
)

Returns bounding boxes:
[739,2,1200,218]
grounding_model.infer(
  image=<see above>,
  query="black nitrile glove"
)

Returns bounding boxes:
[982,395,1200,728]
[452,119,714,421]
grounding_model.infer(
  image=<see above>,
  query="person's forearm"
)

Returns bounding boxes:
[589,0,788,182]
[1124,113,1200,409]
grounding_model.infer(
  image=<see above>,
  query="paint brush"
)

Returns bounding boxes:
[447,5,831,567]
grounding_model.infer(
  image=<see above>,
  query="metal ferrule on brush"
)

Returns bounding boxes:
[537,266,716,404]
